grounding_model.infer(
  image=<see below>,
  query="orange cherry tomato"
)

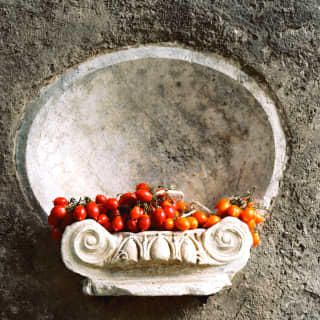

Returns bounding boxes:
[215,198,231,215]
[161,200,172,208]
[177,201,188,213]
[203,215,221,228]
[240,207,256,223]
[252,232,260,247]
[247,202,254,208]
[175,210,180,218]
[227,205,242,218]
[175,217,190,231]
[247,219,256,231]
[164,218,174,230]
[187,216,198,229]
[192,211,208,225]
[255,212,265,224]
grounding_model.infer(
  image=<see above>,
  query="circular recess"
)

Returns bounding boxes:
[16,46,286,215]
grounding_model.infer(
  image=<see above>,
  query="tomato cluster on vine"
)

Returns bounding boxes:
[214,196,264,246]
[48,183,264,247]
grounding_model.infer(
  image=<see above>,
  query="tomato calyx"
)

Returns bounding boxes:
[66,197,92,212]
[227,187,256,209]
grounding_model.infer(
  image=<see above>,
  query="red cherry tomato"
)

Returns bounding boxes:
[153,207,166,225]
[169,198,179,211]
[112,216,124,232]
[103,220,113,232]
[119,192,137,207]
[105,198,119,210]
[164,206,176,219]
[73,205,87,221]
[130,206,144,219]
[136,189,153,202]
[60,213,74,229]
[139,215,151,231]
[53,197,69,207]
[48,213,59,226]
[122,212,130,224]
[97,203,107,215]
[136,183,151,191]
[109,208,121,220]
[86,201,100,220]
[95,194,108,204]
[97,214,108,225]
[127,219,139,232]
[50,205,67,220]
[51,227,62,241]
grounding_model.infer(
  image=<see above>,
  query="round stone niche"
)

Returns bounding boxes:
[16,46,286,215]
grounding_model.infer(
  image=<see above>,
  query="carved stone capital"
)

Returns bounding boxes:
[61,217,252,296]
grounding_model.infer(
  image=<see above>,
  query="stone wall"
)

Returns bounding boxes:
[0,1,319,319]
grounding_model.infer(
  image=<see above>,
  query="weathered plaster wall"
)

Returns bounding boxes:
[0,1,319,319]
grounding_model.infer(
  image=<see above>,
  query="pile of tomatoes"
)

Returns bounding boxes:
[48,183,264,247]
[214,197,264,247]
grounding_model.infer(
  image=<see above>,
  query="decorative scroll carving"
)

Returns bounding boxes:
[203,217,252,263]
[62,217,251,267]
[61,217,253,296]
[61,220,116,268]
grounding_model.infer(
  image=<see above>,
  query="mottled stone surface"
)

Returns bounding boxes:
[1,1,320,319]
[21,49,277,214]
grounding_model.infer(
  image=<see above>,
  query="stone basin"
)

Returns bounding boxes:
[16,45,287,296]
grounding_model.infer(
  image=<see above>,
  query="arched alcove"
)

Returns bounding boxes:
[16,45,286,215]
